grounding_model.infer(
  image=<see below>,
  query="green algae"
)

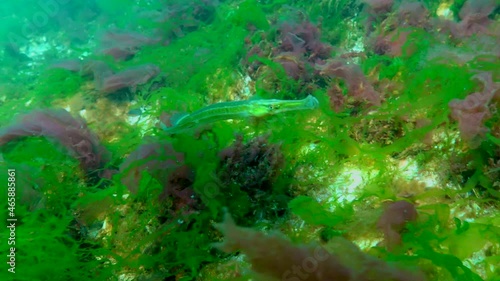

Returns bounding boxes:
[230,0,270,30]
[0,139,113,280]
[0,0,499,280]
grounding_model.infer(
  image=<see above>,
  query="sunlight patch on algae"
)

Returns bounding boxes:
[326,165,377,206]
[204,68,256,105]
[308,152,449,211]
[199,255,249,281]
[437,1,455,20]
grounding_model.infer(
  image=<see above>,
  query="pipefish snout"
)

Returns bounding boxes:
[162,95,319,133]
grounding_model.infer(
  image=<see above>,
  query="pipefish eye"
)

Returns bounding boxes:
[269,104,280,110]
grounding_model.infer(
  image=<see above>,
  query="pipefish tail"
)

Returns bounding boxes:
[162,95,319,133]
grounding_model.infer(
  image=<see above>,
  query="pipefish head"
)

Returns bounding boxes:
[246,99,288,117]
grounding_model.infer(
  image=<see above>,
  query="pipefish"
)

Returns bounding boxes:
[162,95,319,133]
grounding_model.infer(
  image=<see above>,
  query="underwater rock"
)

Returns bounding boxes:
[4,42,31,62]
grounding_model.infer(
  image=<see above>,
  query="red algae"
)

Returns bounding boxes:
[316,59,382,106]
[377,200,418,250]
[98,64,160,94]
[449,72,500,146]
[214,213,426,281]
[439,0,498,38]
[99,30,160,61]
[362,0,394,16]
[0,109,110,179]
[120,140,197,212]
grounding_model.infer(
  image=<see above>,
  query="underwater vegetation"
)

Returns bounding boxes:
[0,109,112,182]
[214,211,426,281]
[0,0,499,280]
[449,72,499,147]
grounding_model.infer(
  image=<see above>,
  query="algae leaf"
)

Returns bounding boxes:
[231,0,270,30]
[417,250,484,281]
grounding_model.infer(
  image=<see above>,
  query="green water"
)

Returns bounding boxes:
[0,0,499,280]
